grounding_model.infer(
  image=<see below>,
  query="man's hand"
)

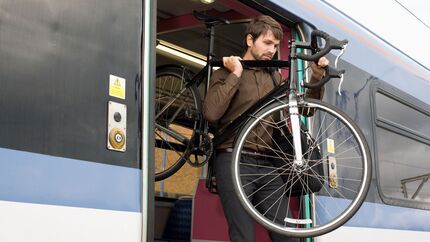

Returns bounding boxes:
[223,56,243,77]
[317,57,329,68]
[310,57,329,81]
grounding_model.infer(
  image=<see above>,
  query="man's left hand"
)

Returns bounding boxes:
[311,57,329,81]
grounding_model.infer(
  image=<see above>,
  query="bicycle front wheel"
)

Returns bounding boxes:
[231,98,371,237]
[155,66,201,181]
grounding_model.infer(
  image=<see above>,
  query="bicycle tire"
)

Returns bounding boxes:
[155,65,201,181]
[231,98,371,237]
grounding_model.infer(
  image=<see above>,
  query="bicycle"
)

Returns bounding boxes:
[155,11,295,181]
[155,12,372,237]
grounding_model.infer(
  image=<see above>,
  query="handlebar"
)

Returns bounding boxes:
[296,30,348,89]
[296,30,348,62]
[193,10,230,26]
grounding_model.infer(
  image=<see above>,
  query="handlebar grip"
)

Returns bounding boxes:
[296,48,329,61]
[311,30,329,54]
[311,30,330,44]
[303,66,345,89]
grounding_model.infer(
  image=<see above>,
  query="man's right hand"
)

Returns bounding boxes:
[223,56,243,77]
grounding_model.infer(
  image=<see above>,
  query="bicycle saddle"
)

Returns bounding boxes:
[193,10,230,26]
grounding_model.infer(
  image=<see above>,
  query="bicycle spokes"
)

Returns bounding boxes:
[155,67,201,181]
[232,99,371,237]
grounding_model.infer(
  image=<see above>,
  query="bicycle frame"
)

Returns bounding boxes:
[156,17,347,166]
[212,76,290,147]
[216,29,346,165]
[212,37,304,151]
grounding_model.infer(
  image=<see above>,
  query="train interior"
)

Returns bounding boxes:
[154,0,293,241]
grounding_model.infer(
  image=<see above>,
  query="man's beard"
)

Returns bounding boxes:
[252,50,272,60]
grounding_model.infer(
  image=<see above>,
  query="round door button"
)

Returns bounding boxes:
[109,128,126,149]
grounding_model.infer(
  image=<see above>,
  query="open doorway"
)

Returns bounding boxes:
[154,1,293,241]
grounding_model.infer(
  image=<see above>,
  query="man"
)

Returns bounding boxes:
[203,15,327,242]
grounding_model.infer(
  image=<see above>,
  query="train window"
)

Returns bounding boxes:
[374,90,430,208]
[375,93,430,139]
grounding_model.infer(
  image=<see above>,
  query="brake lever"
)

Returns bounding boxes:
[334,43,347,96]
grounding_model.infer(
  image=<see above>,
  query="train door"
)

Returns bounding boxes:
[0,0,152,241]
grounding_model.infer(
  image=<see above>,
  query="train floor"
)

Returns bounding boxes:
[155,196,192,242]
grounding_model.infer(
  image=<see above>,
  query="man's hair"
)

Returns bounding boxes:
[244,15,283,47]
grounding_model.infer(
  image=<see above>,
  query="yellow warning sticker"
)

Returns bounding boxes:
[109,74,126,99]
[327,138,335,154]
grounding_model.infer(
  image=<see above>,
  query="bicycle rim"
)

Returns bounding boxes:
[232,98,371,237]
[155,67,200,181]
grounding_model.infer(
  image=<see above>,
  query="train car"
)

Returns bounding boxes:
[0,0,152,241]
[1,0,429,241]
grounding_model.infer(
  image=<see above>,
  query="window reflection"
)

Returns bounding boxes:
[376,127,430,202]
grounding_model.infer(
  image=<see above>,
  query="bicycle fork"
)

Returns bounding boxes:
[288,36,305,169]
[288,94,304,168]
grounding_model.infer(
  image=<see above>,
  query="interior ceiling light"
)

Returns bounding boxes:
[200,0,215,4]
[156,40,206,67]
[156,40,219,70]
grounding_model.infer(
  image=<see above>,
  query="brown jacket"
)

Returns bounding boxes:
[203,63,324,150]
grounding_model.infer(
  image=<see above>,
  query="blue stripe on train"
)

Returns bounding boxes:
[0,147,141,212]
[315,196,430,231]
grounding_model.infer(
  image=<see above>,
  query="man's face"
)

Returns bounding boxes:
[246,30,280,60]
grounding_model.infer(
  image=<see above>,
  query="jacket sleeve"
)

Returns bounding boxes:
[305,63,325,100]
[203,69,241,123]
